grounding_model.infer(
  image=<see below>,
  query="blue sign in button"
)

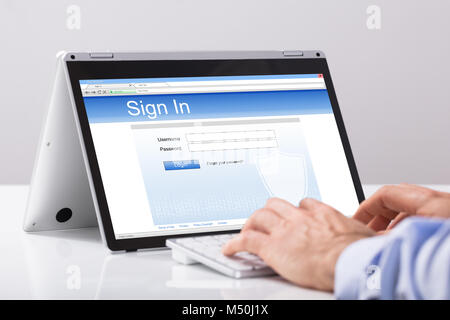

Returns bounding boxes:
[163,160,201,171]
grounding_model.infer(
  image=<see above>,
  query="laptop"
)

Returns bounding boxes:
[24,51,364,278]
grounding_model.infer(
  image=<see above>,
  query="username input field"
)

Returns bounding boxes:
[187,130,277,152]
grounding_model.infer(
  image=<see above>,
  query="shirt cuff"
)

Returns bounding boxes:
[334,234,388,299]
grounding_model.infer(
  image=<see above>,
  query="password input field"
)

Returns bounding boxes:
[187,130,277,152]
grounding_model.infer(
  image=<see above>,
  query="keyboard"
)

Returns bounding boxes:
[166,233,275,278]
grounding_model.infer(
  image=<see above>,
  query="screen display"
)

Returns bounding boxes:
[80,74,359,239]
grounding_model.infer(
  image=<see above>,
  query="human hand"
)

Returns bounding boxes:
[353,184,450,232]
[222,197,375,291]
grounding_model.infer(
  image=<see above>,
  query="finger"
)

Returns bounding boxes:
[353,185,432,225]
[387,212,412,230]
[271,199,325,225]
[299,197,323,210]
[242,208,281,234]
[265,197,298,219]
[354,184,416,223]
[367,214,391,232]
[399,183,450,199]
[300,197,341,215]
[399,183,438,192]
[222,230,269,256]
[352,186,399,224]
[299,198,345,225]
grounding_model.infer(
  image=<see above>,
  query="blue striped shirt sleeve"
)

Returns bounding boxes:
[334,217,450,299]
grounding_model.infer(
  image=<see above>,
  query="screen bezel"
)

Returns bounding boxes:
[66,56,365,251]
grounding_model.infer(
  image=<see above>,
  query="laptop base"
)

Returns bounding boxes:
[23,56,97,232]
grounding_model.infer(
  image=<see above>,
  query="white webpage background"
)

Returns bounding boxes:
[90,113,359,238]
[131,116,317,229]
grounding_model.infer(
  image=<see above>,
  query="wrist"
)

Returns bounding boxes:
[319,234,371,291]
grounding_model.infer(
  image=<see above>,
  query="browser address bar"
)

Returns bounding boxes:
[134,82,325,94]
[165,78,324,87]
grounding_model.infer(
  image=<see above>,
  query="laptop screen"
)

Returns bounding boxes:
[79,74,359,240]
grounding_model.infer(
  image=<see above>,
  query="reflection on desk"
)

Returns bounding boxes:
[20,230,332,299]
[97,252,332,299]
[22,228,104,299]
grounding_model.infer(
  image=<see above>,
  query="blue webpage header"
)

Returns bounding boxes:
[81,74,332,123]
[83,89,333,123]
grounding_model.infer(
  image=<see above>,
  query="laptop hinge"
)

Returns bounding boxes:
[89,52,114,59]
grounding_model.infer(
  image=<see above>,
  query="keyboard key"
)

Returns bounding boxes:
[214,254,241,263]
[203,240,222,247]
[217,238,230,245]
[202,248,224,259]
[214,255,253,270]
[234,252,260,260]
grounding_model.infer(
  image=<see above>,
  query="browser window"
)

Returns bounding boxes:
[80,74,359,239]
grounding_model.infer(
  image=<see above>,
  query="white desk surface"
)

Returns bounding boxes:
[1,184,449,300]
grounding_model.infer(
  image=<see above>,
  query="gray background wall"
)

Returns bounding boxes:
[1,0,449,184]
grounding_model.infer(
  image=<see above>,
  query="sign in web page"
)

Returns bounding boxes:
[80,74,359,239]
